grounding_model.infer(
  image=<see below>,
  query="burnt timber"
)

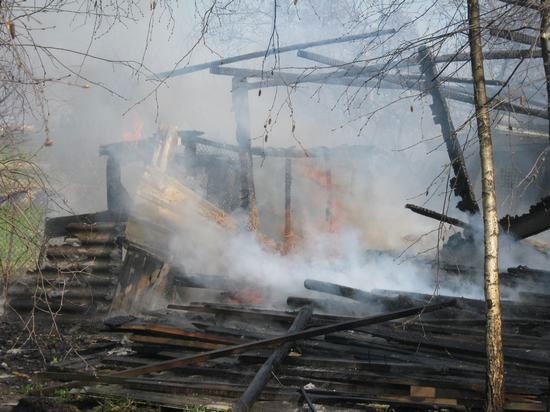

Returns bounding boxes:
[42,285,550,411]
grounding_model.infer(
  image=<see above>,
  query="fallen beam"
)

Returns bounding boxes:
[233,305,313,412]
[405,204,472,229]
[111,300,456,377]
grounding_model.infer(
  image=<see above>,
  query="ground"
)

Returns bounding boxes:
[0,316,216,412]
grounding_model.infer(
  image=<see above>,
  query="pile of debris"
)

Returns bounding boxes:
[37,278,550,411]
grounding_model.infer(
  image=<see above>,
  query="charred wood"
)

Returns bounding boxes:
[112,301,455,377]
[405,203,472,229]
[418,46,479,214]
[500,195,550,239]
[233,305,313,412]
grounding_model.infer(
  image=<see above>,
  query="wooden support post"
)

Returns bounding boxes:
[233,305,313,412]
[183,136,197,177]
[106,154,130,217]
[106,154,122,212]
[323,150,335,231]
[282,158,293,254]
[232,77,258,230]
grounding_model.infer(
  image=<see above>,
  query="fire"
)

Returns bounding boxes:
[226,287,264,305]
[299,158,346,233]
[122,118,144,141]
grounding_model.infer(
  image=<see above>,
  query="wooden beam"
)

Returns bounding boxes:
[233,305,313,412]
[419,46,480,214]
[154,30,396,78]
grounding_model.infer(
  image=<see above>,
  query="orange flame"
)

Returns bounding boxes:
[122,118,144,141]
[299,158,346,234]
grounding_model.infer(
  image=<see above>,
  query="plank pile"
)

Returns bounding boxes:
[44,279,550,411]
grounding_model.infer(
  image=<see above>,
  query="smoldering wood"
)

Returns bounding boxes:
[43,292,549,411]
[499,194,550,239]
[111,301,455,377]
[153,29,396,78]
[405,203,472,229]
[418,46,479,215]
[233,305,313,412]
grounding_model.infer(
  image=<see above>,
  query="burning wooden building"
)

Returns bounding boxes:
[5,27,550,411]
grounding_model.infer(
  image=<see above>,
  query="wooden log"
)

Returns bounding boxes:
[405,203,471,229]
[71,231,117,244]
[66,222,123,232]
[46,245,120,258]
[233,305,313,412]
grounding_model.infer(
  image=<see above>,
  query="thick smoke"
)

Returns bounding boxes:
[27,2,550,307]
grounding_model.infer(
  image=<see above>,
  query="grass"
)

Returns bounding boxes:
[0,202,44,282]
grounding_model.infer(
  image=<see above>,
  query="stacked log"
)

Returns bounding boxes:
[7,216,125,319]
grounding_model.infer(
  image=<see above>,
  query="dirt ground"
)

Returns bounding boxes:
[0,315,120,412]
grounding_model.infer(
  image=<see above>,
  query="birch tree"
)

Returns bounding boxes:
[467,0,505,410]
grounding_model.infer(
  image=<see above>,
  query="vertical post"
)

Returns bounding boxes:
[183,137,197,178]
[232,77,258,230]
[157,128,178,172]
[106,154,122,213]
[282,158,293,254]
[324,150,334,231]
[467,0,504,410]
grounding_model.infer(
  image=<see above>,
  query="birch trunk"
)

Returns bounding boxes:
[467,0,505,410]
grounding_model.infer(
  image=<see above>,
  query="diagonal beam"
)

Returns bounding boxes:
[419,46,480,214]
